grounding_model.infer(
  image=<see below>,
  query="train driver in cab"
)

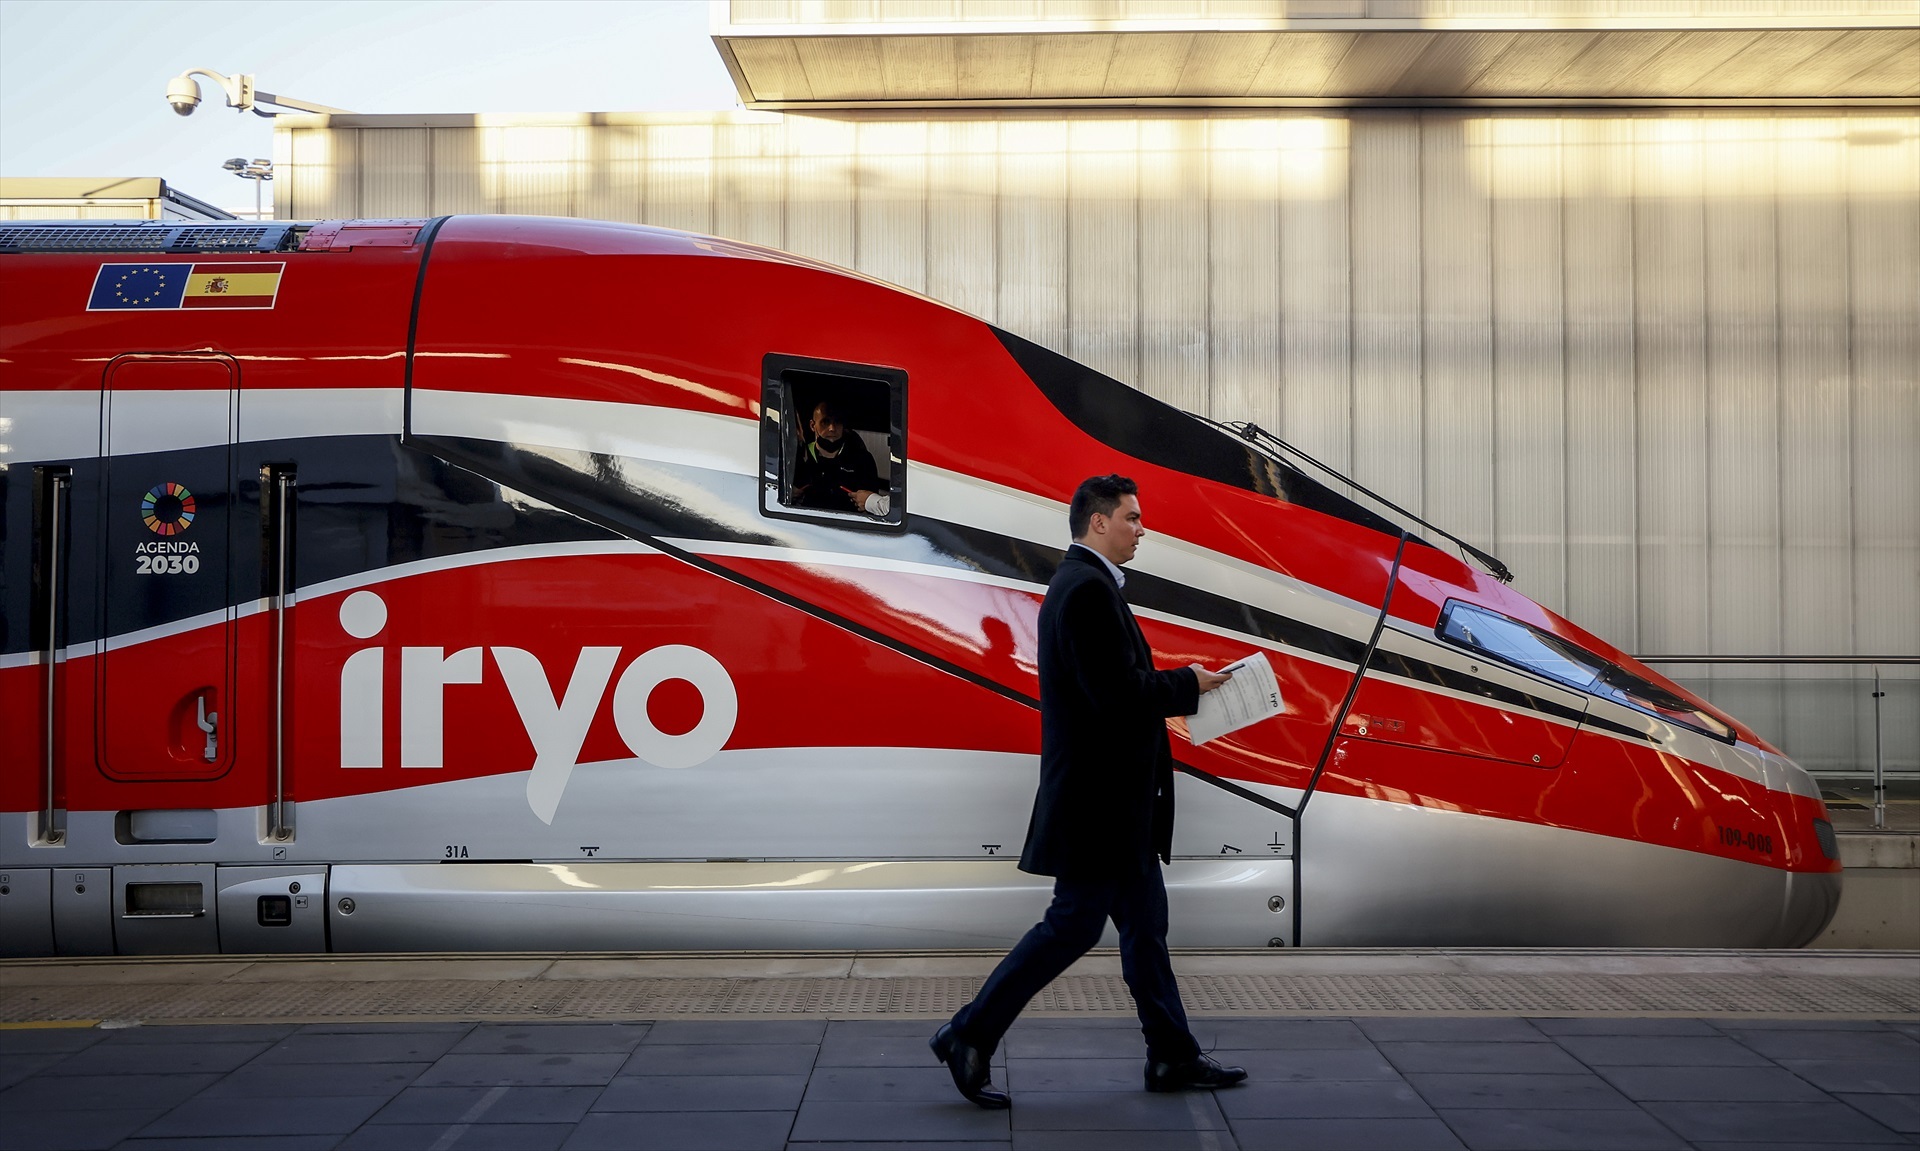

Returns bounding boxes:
[793,398,890,517]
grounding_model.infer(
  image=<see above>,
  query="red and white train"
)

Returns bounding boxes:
[0,216,1841,956]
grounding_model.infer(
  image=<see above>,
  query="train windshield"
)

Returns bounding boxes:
[1591,666,1734,742]
[1437,601,1734,743]
[1437,602,1608,687]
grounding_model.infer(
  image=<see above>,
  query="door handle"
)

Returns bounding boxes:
[38,468,71,845]
[196,694,218,762]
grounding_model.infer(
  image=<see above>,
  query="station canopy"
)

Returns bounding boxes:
[710,2,1920,108]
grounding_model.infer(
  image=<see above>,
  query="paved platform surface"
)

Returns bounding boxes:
[4,1013,1917,1150]
[5,950,1918,1024]
[2,950,1916,1150]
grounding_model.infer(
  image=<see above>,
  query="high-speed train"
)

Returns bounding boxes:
[0,216,1840,957]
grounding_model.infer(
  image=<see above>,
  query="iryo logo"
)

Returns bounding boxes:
[337,589,738,824]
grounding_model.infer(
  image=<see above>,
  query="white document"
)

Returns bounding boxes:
[1186,651,1284,746]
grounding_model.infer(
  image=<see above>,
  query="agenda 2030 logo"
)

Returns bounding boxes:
[136,482,203,574]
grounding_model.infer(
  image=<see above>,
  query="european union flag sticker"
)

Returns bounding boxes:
[89,264,189,310]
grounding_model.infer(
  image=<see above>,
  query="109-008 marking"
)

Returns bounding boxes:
[1718,824,1774,856]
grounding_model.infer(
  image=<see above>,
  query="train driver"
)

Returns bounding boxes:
[792,398,890,517]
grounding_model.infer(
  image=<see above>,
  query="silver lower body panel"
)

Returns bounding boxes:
[1298,790,1841,948]
[327,858,1297,952]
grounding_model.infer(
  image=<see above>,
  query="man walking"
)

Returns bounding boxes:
[931,474,1247,1108]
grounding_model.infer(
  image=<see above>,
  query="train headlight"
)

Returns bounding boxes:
[1812,819,1839,861]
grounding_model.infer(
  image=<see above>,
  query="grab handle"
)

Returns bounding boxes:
[39,469,70,845]
[196,694,218,762]
[267,467,296,841]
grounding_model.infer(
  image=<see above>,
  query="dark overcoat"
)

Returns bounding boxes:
[1018,546,1200,878]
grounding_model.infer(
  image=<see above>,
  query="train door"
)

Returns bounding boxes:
[97,356,240,784]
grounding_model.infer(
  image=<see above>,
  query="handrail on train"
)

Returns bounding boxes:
[1637,655,1914,831]
[1196,415,1516,585]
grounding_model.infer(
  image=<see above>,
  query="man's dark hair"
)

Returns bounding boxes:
[1069,474,1138,540]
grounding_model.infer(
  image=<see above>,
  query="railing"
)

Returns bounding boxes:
[1638,656,1919,831]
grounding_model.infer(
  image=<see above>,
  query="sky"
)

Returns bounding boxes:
[0,0,740,213]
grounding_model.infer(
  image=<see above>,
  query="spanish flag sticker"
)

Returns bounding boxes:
[182,262,284,309]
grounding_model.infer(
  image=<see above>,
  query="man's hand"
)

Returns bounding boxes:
[1193,666,1232,693]
[847,488,876,510]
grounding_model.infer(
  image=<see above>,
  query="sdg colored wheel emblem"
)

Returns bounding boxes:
[141,482,196,536]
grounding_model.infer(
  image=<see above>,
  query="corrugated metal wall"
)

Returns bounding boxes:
[277,108,1918,755]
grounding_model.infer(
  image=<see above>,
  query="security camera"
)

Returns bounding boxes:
[162,68,343,119]
[166,74,202,116]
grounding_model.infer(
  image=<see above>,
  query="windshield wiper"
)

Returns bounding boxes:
[1198,418,1514,584]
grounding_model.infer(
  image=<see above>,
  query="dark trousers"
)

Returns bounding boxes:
[950,867,1201,1063]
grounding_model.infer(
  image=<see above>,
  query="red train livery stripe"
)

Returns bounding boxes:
[0,546,1829,874]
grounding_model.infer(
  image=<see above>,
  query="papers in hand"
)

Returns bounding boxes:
[1187,651,1284,746]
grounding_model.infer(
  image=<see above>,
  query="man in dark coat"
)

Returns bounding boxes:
[930,474,1247,1108]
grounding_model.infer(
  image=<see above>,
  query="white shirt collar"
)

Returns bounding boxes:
[1070,542,1126,589]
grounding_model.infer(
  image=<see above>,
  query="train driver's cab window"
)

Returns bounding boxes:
[1436,601,1608,689]
[759,355,907,532]
[1437,600,1734,743]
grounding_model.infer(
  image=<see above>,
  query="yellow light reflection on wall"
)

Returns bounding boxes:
[477,116,589,211]
[1478,115,1558,197]
[275,125,332,220]
[1275,116,1345,199]
[1469,112,1920,200]
[1196,115,1349,201]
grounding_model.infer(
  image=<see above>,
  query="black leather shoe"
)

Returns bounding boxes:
[1145,1054,1248,1092]
[930,1023,1010,1109]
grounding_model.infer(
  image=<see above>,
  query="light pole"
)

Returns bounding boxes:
[223,158,274,220]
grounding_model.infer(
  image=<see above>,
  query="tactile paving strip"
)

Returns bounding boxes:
[2,965,1914,1024]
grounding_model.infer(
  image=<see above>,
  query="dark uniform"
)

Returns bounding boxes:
[792,433,882,513]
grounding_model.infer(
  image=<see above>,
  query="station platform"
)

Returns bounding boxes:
[3,949,1916,1150]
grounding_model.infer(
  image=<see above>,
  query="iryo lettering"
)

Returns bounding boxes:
[335,589,738,824]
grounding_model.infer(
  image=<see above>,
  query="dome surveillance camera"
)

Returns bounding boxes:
[166,75,202,116]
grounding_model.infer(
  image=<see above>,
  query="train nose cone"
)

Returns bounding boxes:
[1757,753,1843,948]
[1780,867,1843,947]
